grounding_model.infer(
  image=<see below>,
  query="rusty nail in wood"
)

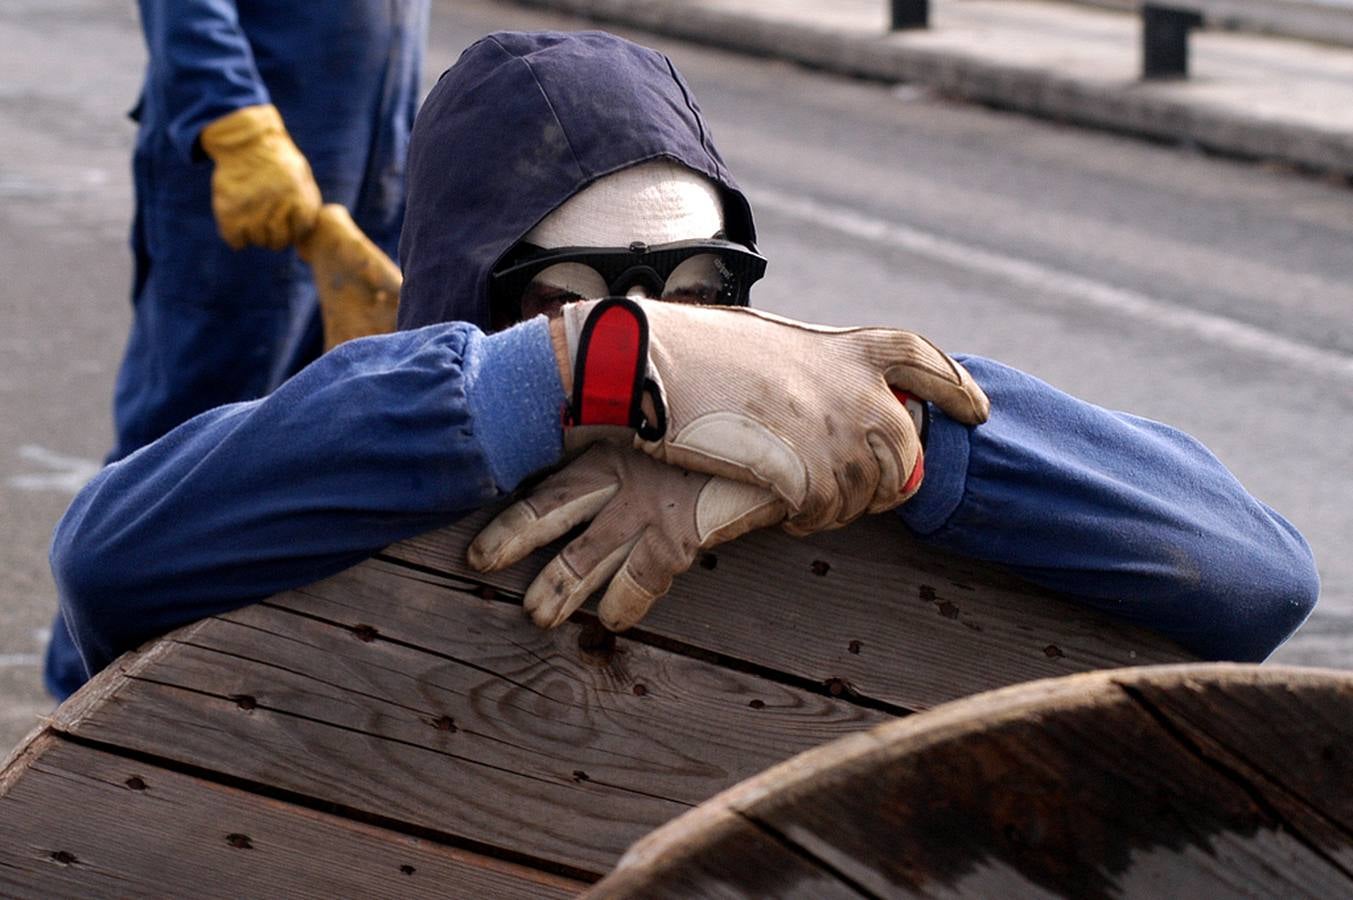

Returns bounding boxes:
[848,640,862,654]
[749,699,765,709]
[125,776,147,791]
[232,694,256,711]
[810,560,831,576]
[226,834,253,850]
[50,851,77,865]
[351,624,378,642]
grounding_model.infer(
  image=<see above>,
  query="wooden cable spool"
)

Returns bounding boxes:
[0,509,1211,896]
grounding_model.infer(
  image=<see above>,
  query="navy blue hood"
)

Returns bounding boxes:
[396,30,756,331]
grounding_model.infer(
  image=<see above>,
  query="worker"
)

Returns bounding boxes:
[42,0,427,698]
[46,31,1317,702]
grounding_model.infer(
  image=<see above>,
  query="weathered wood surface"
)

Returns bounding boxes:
[591,664,1353,899]
[0,508,1202,895]
[391,507,1195,710]
[0,732,583,899]
[49,561,889,875]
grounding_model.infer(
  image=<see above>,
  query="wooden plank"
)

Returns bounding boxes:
[0,731,583,899]
[1112,666,1353,862]
[53,560,889,875]
[387,507,1194,711]
[587,803,865,900]
[595,665,1353,898]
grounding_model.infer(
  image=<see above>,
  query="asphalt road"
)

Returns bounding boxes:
[2,0,1350,753]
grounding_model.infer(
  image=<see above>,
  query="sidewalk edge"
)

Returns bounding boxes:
[509,0,1353,178]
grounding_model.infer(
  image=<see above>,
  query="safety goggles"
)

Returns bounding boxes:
[490,238,768,323]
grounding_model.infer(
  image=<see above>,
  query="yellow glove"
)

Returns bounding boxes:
[296,204,402,350]
[199,104,322,251]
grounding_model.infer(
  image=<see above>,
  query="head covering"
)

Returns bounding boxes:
[524,159,724,248]
[396,30,756,331]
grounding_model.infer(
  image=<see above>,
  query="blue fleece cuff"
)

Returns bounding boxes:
[463,316,565,492]
[896,405,972,535]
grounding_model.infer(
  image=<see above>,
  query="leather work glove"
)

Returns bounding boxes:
[469,444,785,631]
[296,204,402,350]
[550,298,989,535]
[199,104,322,251]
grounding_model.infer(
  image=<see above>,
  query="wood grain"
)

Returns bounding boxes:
[52,559,889,875]
[0,732,584,899]
[389,507,1195,711]
[593,665,1353,899]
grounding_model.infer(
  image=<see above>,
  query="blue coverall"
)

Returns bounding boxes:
[44,0,428,698]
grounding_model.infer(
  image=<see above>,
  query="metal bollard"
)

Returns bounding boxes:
[891,0,929,30]
[1142,4,1204,79]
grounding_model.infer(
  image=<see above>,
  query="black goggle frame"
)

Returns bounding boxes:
[490,237,768,323]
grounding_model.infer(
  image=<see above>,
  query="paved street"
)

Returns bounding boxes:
[2,0,1350,753]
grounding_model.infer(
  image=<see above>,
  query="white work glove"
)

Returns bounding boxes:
[468,444,784,631]
[550,298,988,535]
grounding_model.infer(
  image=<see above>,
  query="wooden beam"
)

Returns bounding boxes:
[0,732,584,899]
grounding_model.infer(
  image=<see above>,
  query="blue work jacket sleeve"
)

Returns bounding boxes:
[898,355,1319,663]
[138,0,271,161]
[50,319,565,681]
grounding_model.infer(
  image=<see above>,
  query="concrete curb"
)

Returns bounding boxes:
[510,0,1353,178]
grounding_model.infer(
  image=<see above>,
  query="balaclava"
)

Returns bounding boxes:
[523,159,724,248]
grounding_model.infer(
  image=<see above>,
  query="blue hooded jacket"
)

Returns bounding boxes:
[47,32,1318,699]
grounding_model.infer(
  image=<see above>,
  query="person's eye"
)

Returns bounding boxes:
[662,285,720,305]
[520,284,585,320]
[662,254,723,305]
[532,263,608,300]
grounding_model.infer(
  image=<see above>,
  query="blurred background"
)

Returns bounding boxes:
[2,0,1350,753]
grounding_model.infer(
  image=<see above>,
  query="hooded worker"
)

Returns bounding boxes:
[45,32,1317,702]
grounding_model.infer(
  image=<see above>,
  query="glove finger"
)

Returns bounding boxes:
[600,479,784,630]
[876,332,990,426]
[597,535,675,632]
[213,202,247,250]
[286,197,321,249]
[864,427,924,515]
[525,530,639,629]
[467,480,617,572]
[263,203,295,251]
